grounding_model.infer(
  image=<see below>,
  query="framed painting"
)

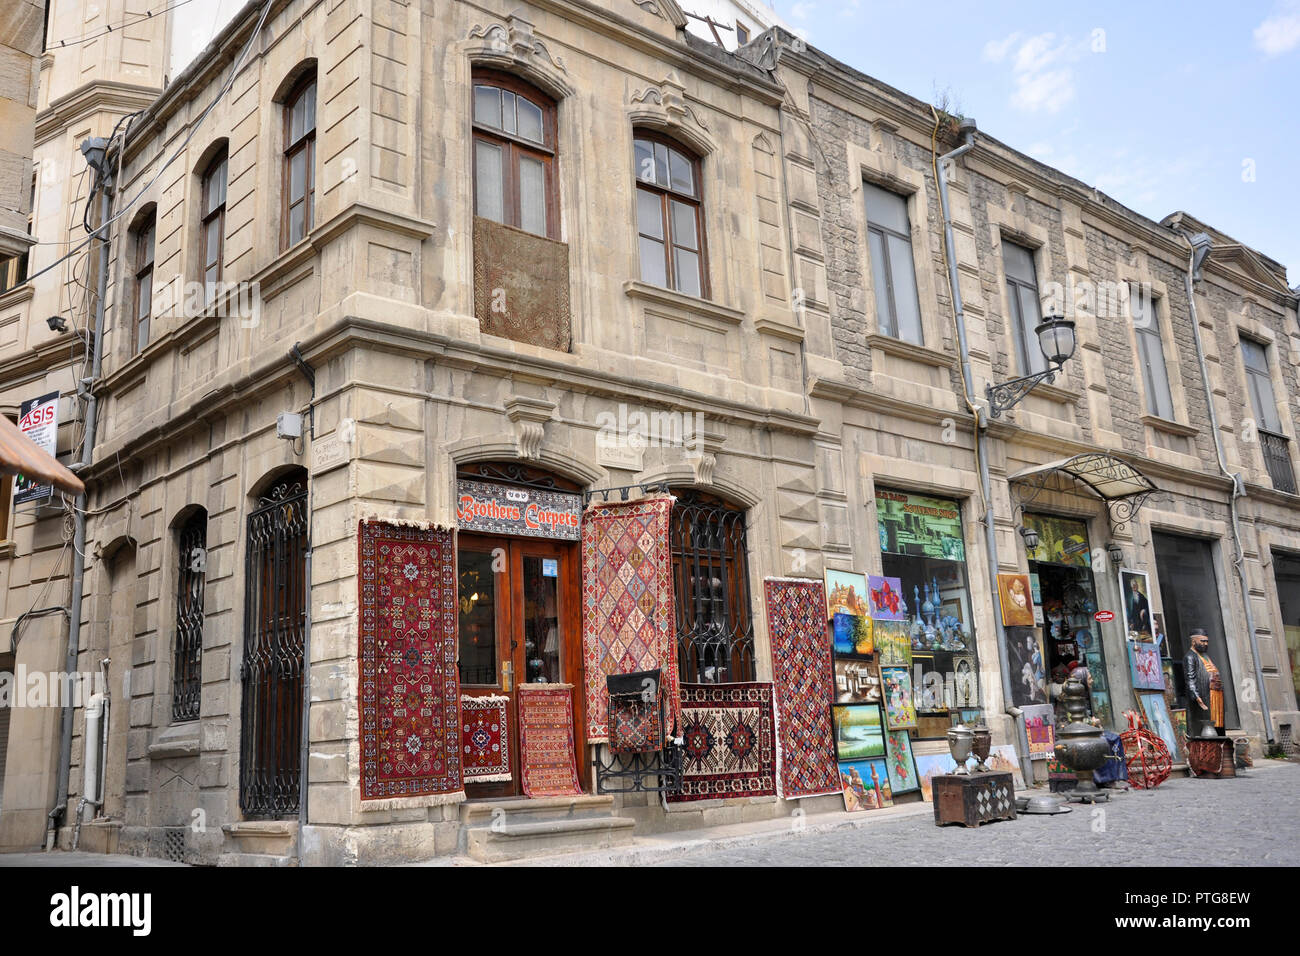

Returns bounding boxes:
[874,620,911,667]
[867,575,906,621]
[914,752,965,802]
[880,665,917,730]
[1137,691,1183,764]
[834,658,882,704]
[951,707,983,727]
[1006,626,1049,706]
[1021,703,1055,760]
[825,569,870,620]
[831,703,886,761]
[832,611,873,656]
[839,757,893,811]
[950,653,977,708]
[997,572,1036,627]
[1160,658,1177,710]
[1171,708,1189,758]
[884,729,919,794]
[984,744,1025,788]
[1119,568,1154,642]
[1128,641,1164,691]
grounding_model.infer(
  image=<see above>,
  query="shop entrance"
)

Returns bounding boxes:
[1152,531,1238,729]
[1273,550,1300,706]
[1022,514,1112,728]
[457,534,583,797]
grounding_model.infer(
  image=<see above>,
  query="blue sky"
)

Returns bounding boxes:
[767,0,1300,283]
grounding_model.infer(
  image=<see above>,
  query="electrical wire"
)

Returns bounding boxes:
[46,0,199,49]
[19,0,273,287]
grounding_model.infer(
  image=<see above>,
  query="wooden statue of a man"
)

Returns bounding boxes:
[1184,628,1224,736]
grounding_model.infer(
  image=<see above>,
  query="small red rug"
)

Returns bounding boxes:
[517,683,583,797]
[358,520,462,801]
[461,694,511,782]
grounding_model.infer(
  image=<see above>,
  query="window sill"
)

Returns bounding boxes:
[147,721,202,760]
[1141,414,1198,438]
[865,332,954,369]
[623,280,744,326]
[1027,380,1079,406]
[0,540,14,560]
[0,282,34,311]
[753,316,805,342]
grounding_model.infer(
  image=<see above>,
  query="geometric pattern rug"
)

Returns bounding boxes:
[517,683,583,798]
[667,682,776,803]
[580,496,679,743]
[461,694,511,782]
[764,577,841,799]
[358,520,462,801]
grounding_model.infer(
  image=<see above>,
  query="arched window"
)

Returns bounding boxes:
[130,211,156,354]
[200,149,227,293]
[282,74,316,248]
[240,469,308,816]
[634,132,706,297]
[173,510,207,722]
[669,489,754,683]
[471,71,557,238]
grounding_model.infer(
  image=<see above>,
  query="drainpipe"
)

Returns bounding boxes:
[935,119,1034,782]
[49,140,114,849]
[290,343,315,859]
[1178,231,1273,742]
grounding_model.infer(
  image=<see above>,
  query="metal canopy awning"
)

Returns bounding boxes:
[0,415,84,498]
[1009,452,1159,535]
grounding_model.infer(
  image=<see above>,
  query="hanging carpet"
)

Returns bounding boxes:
[517,683,584,797]
[667,682,777,803]
[461,694,511,782]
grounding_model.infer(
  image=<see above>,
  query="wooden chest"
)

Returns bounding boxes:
[1188,738,1236,778]
[932,772,1017,828]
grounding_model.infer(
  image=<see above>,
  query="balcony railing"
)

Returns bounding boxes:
[1261,430,1297,495]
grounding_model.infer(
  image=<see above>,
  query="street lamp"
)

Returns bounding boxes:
[986,315,1078,418]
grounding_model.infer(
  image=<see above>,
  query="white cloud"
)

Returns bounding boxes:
[984,32,1083,114]
[982,32,1022,63]
[1254,3,1300,56]
[790,1,815,20]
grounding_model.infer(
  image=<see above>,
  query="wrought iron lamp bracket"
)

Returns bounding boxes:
[986,365,1061,419]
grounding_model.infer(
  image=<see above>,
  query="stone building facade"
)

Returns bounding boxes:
[0,0,1295,865]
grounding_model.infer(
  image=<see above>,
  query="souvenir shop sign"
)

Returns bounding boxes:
[875,490,964,561]
[455,479,581,540]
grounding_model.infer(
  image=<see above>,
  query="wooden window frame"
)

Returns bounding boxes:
[200,150,227,292]
[470,70,559,239]
[1133,294,1174,420]
[863,181,922,344]
[634,130,708,298]
[281,75,316,251]
[132,215,155,356]
[735,21,750,45]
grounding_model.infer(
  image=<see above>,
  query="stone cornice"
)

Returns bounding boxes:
[35,80,160,146]
[86,312,821,476]
[0,332,88,390]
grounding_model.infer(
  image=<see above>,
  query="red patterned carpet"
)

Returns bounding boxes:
[358,520,462,801]
[668,682,776,802]
[517,683,583,797]
[580,496,679,742]
[461,694,511,782]
[764,577,841,799]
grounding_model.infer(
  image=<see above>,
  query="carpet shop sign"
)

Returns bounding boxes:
[456,478,582,540]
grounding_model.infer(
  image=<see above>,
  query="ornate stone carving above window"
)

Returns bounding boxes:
[466,15,572,99]
[629,71,715,156]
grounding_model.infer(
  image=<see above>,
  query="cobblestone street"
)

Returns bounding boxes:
[650,762,1300,867]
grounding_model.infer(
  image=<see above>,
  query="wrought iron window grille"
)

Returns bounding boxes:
[1260,430,1297,495]
[239,479,308,817]
[172,513,206,722]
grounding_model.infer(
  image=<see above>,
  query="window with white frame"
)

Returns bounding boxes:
[863,181,922,344]
[1132,289,1174,420]
[1002,240,1045,374]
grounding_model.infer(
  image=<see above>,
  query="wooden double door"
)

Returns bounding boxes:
[457,533,584,797]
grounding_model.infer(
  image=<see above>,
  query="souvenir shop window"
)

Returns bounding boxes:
[670,489,755,684]
[875,489,977,738]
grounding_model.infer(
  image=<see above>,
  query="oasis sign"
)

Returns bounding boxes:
[455,478,582,541]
